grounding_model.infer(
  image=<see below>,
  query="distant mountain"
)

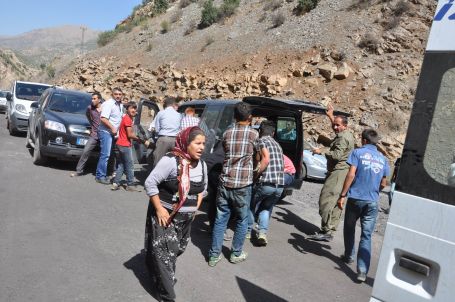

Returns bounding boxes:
[0,25,100,66]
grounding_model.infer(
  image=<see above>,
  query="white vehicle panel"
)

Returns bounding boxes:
[427,0,455,52]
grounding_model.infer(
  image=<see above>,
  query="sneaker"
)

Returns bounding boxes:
[111,183,120,191]
[357,271,367,282]
[257,233,268,246]
[208,255,222,267]
[125,185,142,192]
[70,172,83,177]
[96,178,111,185]
[340,254,354,264]
[230,251,248,264]
[308,232,333,242]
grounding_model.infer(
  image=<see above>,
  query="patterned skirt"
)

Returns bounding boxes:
[144,203,194,302]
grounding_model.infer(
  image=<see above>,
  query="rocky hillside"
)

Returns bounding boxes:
[56,0,437,159]
[0,25,99,66]
[0,49,38,89]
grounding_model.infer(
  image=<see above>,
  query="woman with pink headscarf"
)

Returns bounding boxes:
[144,126,207,302]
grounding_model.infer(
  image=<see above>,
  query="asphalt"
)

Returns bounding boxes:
[0,114,385,302]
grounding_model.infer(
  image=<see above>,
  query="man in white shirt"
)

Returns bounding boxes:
[95,87,123,184]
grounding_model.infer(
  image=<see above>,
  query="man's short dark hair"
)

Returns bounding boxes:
[125,101,137,110]
[234,102,251,122]
[112,87,123,93]
[164,97,177,108]
[335,115,348,126]
[92,92,102,100]
[362,129,379,145]
[260,120,276,137]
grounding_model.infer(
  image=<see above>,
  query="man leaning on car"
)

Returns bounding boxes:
[95,88,123,184]
[71,92,103,177]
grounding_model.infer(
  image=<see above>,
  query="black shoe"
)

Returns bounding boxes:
[308,232,333,242]
[340,254,354,264]
[357,271,367,282]
[96,177,111,185]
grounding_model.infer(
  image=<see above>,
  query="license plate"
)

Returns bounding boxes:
[76,137,88,146]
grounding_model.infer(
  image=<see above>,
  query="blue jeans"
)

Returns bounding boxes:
[209,184,252,257]
[343,198,378,274]
[113,145,134,186]
[96,130,113,180]
[248,184,284,235]
[284,173,294,187]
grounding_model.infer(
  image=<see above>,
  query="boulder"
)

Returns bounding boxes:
[334,63,351,80]
[318,63,337,81]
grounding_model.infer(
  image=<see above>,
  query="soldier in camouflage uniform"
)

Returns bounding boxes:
[309,104,355,241]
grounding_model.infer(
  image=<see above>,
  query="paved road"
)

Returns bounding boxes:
[0,114,385,302]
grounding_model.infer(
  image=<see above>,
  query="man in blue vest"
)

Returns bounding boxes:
[337,129,390,283]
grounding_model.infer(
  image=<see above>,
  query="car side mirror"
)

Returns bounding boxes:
[6,92,12,101]
[30,102,39,109]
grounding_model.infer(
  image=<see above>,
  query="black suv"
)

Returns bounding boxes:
[134,96,350,199]
[27,87,96,165]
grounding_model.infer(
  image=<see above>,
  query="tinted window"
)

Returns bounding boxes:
[424,67,455,186]
[15,83,50,101]
[277,118,297,141]
[0,91,6,97]
[47,93,91,114]
[217,105,235,136]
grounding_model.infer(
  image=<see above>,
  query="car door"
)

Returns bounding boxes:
[133,98,160,164]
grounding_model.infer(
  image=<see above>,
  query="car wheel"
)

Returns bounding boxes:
[302,163,308,179]
[7,118,17,136]
[33,134,48,165]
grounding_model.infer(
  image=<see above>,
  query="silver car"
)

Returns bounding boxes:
[303,141,327,180]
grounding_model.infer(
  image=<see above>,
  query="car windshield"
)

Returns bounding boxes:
[47,93,91,114]
[0,91,6,98]
[15,83,50,101]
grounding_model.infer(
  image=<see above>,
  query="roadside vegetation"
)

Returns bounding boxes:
[199,0,241,29]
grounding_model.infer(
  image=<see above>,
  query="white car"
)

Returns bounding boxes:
[303,141,327,180]
[6,81,51,135]
[0,90,8,113]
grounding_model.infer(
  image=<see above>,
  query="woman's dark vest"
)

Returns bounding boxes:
[157,154,205,210]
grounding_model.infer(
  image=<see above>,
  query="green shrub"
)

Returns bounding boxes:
[97,30,117,47]
[218,0,240,20]
[161,20,170,33]
[295,0,318,15]
[154,0,169,14]
[199,1,219,28]
[46,65,56,78]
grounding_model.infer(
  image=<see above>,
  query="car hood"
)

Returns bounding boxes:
[44,110,89,126]
[304,149,327,163]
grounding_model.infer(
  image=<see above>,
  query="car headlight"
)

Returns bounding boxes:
[15,104,28,114]
[45,120,66,133]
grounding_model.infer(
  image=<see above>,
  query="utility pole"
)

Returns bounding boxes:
[80,26,87,55]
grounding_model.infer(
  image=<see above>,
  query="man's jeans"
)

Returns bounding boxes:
[96,130,113,180]
[343,198,379,274]
[209,184,252,257]
[248,184,284,235]
[113,145,134,186]
[75,137,98,174]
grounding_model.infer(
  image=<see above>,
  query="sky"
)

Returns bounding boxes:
[0,0,143,36]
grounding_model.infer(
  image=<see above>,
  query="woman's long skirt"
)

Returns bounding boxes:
[144,203,194,302]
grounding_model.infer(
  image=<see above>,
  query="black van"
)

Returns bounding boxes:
[133,96,350,198]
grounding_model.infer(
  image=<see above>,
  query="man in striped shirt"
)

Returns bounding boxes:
[179,107,200,130]
[208,102,259,267]
[248,120,285,246]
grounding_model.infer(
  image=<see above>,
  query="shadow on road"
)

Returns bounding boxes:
[236,276,288,302]
[274,206,374,286]
[123,251,162,301]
